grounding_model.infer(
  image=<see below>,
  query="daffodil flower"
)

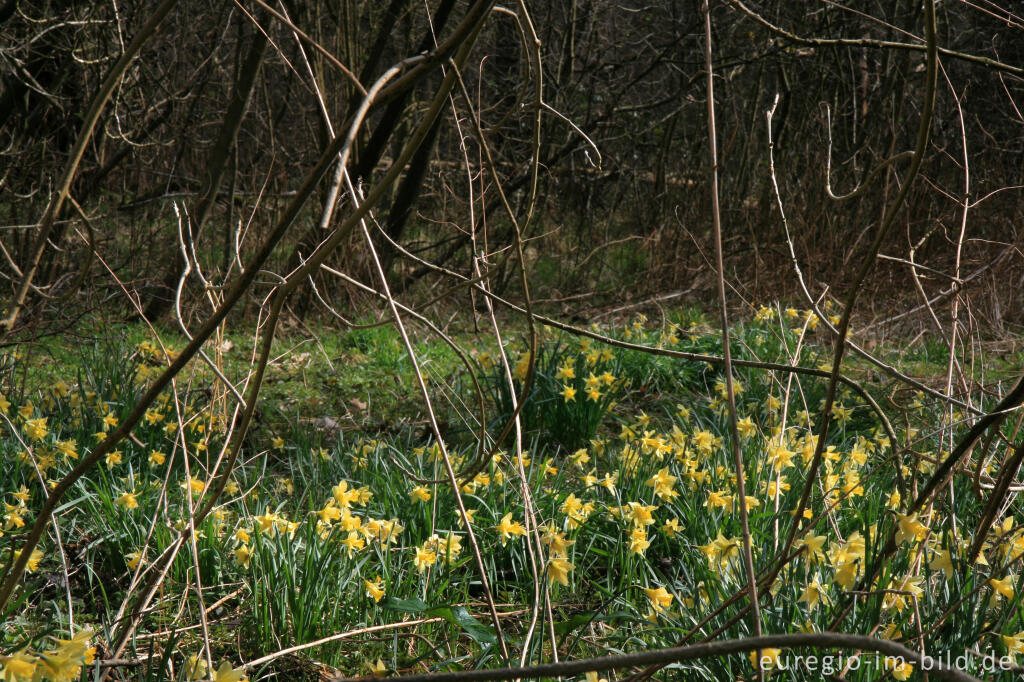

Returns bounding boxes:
[494,513,527,546]
[548,557,574,587]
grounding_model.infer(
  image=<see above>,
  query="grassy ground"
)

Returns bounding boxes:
[1,306,1023,681]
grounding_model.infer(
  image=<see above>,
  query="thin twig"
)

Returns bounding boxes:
[702,1,763,675]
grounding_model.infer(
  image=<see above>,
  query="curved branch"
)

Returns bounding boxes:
[729,0,1024,77]
[332,633,982,682]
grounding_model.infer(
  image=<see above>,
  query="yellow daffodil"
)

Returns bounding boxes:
[561,493,583,518]
[341,531,365,557]
[318,501,342,525]
[736,416,756,438]
[254,508,280,536]
[512,353,532,381]
[749,647,782,671]
[211,660,248,682]
[126,551,143,571]
[548,557,574,587]
[0,649,37,680]
[554,362,575,381]
[541,525,574,557]
[183,475,204,496]
[662,518,683,538]
[643,585,673,614]
[628,528,651,556]
[798,533,827,564]
[13,548,43,572]
[646,467,679,501]
[928,547,953,578]
[4,503,27,530]
[104,450,122,469]
[365,576,386,602]
[340,508,362,532]
[436,532,463,564]
[706,490,732,510]
[23,417,48,442]
[414,544,437,573]
[895,513,929,545]
[767,442,795,470]
[458,509,477,528]
[990,576,1015,601]
[55,440,78,460]
[1001,632,1024,658]
[115,491,138,510]
[333,481,360,508]
[495,513,526,546]
[884,657,913,680]
[233,545,253,569]
[798,580,827,611]
[625,502,657,528]
[570,449,590,468]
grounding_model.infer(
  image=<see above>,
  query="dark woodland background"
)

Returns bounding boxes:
[2,0,1022,333]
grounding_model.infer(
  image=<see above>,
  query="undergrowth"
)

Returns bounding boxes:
[1,306,1022,681]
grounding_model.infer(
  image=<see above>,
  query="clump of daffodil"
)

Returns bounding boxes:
[828,531,865,590]
[427,532,463,565]
[698,532,741,575]
[34,628,96,682]
[560,493,596,529]
[881,574,923,613]
[363,517,404,545]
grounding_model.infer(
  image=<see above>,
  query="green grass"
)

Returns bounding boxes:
[1,307,1022,681]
